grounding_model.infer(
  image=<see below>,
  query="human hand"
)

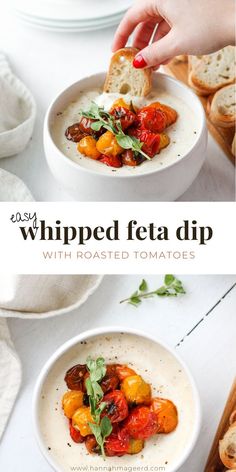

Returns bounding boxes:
[112,0,235,69]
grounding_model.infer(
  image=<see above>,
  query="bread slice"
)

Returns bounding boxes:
[208,84,236,128]
[103,47,152,97]
[188,72,211,96]
[190,46,236,94]
[219,422,236,469]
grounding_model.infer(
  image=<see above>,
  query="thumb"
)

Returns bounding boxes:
[134,32,178,68]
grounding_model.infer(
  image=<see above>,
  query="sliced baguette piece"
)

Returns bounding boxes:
[219,422,236,469]
[103,47,152,97]
[190,46,236,94]
[208,84,236,128]
[188,72,211,96]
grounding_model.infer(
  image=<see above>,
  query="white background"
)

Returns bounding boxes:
[0,5,235,202]
[0,274,236,472]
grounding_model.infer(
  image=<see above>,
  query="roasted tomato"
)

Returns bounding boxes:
[123,406,158,440]
[99,154,122,168]
[128,438,144,455]
[110,107,137,131]
[85,435,100,454]
[102,390,129,423]
[128,128,160,158]
[96,131,123,157]
[100,364,120,392]
[65,123,86,143]
[116,364,137,381]
[149,102,178,127]
[64,364,87,391]
[159,133,170,150]
[121,150,145,167]
[77,136,101,160]
[72,406,94,437]
[78,116,95,135]
[121,375,151,405]
[110,98,131,111]
[137,106,167,133]
[69,421,84,443]
[150,398,178,433]
[105,427,130,457]
[62,390,84,418]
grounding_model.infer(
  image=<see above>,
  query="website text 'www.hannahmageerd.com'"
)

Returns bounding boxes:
[70,466,166,472]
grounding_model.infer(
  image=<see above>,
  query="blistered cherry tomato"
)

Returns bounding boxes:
[121,375,151,405]
[85,435,100,454]
[78,116,95,135]
[65,123,86,143]
[137,106,167,133]
[121,150,144,167]
[99,154,122,168]
[150,398,178,433]
[116,364,137,381]
[128,438,144,455]
[77,136,101,160]
[110,98,131,111]
[149,102,178,127]
[96,131,123,157]
[128,127,160,158]
[105,427,130,457]
[72,406,94,437]
[100,364,120,392]
[102,390,129,423]
[110,107,137,131]
[64,364,87,391]
[123,406,158,440]
[69,421,84,443]
[62,390,84,418]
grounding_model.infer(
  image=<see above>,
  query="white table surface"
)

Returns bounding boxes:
[0,6,235,202]
[0,274,236,472]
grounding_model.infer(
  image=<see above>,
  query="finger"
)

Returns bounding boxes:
[134,31,177,68]
[154,19,171,42]
[112,2,163,51]
[132,19,157,50]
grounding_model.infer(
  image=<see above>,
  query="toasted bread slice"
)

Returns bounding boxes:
[208,84,236,128]
[190,46,236,94]
[219,422,236,469]
[103,47,152,97]
[188,72,211,96]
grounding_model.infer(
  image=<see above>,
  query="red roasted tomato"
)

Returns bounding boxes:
[102,390,129,423]
[85,435,100,454]
[105,426,130,457]
[128,128,161,158]
[110,107,137,131]
[99,154,122,168]
[64,364,87,391]
[137,106,167,133]
[69,421,85,443]
[123,406,158,440]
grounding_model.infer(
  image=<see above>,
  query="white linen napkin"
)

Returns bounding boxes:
[0,52,36,159]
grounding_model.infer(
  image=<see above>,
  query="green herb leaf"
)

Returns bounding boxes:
[139,279,148,292]
[100,416,113,439]
[120,275,186,306]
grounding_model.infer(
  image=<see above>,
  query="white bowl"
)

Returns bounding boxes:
[33,327,201,472]
[44,72,207,201]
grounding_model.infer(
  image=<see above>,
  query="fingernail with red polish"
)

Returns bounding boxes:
[133,54,147,68]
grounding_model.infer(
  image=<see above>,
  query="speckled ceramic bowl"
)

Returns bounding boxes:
[33,327,201,472]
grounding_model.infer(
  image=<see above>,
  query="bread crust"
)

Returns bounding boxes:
[103,47,152,97]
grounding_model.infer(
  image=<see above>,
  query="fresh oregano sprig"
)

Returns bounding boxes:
[85,357,112,458]
[120,275,186,307]
[80,102,151,160]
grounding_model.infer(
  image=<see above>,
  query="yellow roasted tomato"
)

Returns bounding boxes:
[159,133,170,150]
[121,375,151,405]
[110,98,131,111]
[150,398,178,433]
[77,136,101,160]
[96,131,123,157]
[128,438,144,455]
[72,406,94,437]
[62,390,84,419]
